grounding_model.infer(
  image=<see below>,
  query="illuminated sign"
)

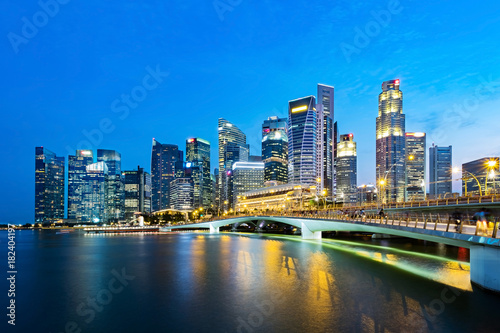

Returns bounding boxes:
[406,132,425,137]
[80,151,92,156]
[395,79,400,85]
[187,138,195,143]
[291,105,307,113]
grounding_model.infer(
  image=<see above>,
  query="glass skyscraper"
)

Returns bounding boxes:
[262,116,288,184]
[376,79,405,203]
[151,139,184,211]
[231,161,265,208]
[123,166,151,222]
[81,161,108,223]
[336,134,357,204]
[288,96,318,187]
[97,149,124,223]
[186,138,212,208]
[68,150,94,220]
[429,144,452,197]
[170,178,194,210]
[35,147,65,223]
[405,132,426,201]
[317,84,335,199]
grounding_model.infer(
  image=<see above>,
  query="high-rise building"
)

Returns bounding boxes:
[376,79,405,203]
[231,161,265,208]
[357,184,378,205]
[123,166,151,221]
[288,96,318,187]
[405,133,426,201]
[317,84,335,199]
[68,150,94,220]
[81,161,108,223]
[218,118,248,210]
[151,139,183,211]
[35,147,65,223]
[429,144,452,197]
[462,157,500,196]
[170,178,194,210]
[336,134,357,204]
[262,116,288,184]
[186,138,212,209]
[97,149,124,222]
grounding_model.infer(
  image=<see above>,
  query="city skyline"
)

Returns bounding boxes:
[3,1,500,223]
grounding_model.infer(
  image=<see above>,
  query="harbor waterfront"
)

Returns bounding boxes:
[2,229,500,332]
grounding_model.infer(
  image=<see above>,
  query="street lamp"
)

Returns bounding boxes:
[485,159,498,195]
[453,167,482,196]
[377,162,398,204]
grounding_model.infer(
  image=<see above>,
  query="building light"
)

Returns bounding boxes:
[291,105,308,113]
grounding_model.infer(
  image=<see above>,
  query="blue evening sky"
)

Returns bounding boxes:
[1,0,500,223]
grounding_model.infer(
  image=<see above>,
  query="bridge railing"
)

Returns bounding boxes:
[181,210,500,239]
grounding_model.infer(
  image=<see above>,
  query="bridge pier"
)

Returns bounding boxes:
[209,224,220,234]
[301,222,321,240]
[470,245,500,293]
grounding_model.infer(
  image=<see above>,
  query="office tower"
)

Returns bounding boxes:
[68,150,94,220]
[97,149,124,222]
[218,118,249,210]
[376,79,405,203]
[429,144,452,197]
[462,157,500,196]
[186,138,212,208]
[123,166,151,221]
[357,184,378,205]
[405,133,426,201]
[317,84,335,198]
[170,178,194,210]
[81,162,108,223]
[333,121,338,197]
[336,134,357,204]
[231,161,265,208]
[184,163,202,209]
[214,168,220,212]
[151,139,183,211]
[35,147,65,223]
[262,116,288,184]
[288,96,318,187]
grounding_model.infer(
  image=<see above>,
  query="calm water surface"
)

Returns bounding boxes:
[1,230,500,333]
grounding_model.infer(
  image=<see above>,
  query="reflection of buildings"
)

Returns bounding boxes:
[462,157,500,196]
[235,184,312,212]
[405,133,426,201]
[336,134,357,204]
[262,116,288,184]
[123,166,151,221]
[376,79,405,203]
[429,144,452,198]
[170,178,194,210]
[357,184,378,205]
[35,147,65,223]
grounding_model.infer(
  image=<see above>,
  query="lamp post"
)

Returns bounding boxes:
[453,167,482,196]
[485,159,498,195]
[378,162,399,204]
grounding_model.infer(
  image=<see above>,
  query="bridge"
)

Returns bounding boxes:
[163,212,500,293]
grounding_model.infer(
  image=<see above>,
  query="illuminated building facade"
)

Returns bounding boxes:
[151,139,184,211]
[35,147,65,223]
[81,161,108,223]
[317,84,335,199]
[429,144,452,197]
[170,178,194,210]
[357,184,378,205]
[123,166,151,221]
[186,138,212,208]
[336,134,357,204]
[405,133,426,201]
[262,116,288,184]
[288,96,319,187]
[235,184,312,212]
[68,150,94,220]
[231,161,265,208]
[376,79,405,203]
[97,149,124,222]
[462,157,500,196]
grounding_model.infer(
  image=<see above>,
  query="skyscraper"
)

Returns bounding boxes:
[186,138,212,208]
[218,118,248,210]
[376,79,405,203]
[170,178,194,210]
[97,149,124,222]
[68,150,94,220]
[81,161,108,223]
[123,166,151,221]
[262,116,288,184]
[336,134,357,204]
[231,161,265,208]
[151,139,183,211]
[405,133,426,201]
[288,96,318,187]
[35,147,65,223]
[429,144,452,197]
[317,84,335,199]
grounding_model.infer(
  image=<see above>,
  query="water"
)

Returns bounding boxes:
[2,230,500,333]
